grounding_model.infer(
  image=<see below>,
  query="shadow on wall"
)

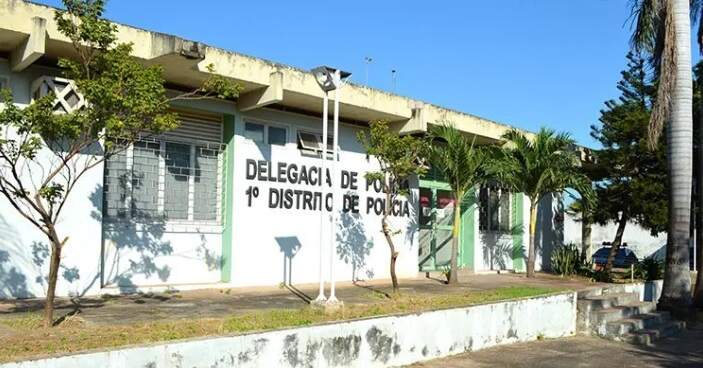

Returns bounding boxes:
[0,214,32,298]
[95,183,174,294]
[480,223,524,271]
[536,194,564,271]
[336,212,374,282]
[275,236,311,303]
[276,236,302,285]
[0,210,101,299]
[403,188,419,248]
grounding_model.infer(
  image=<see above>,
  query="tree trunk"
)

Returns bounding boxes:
[660,0,693,310]
[382,188,399,293]
[44,238,62,327]
[605,214,628,273]
[581,217,592,262]
[448,190,463,285]
[526,201,538,278]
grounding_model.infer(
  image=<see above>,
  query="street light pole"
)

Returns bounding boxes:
[314,91,329,304]
[328,70,341,305]
[310,65,351,308]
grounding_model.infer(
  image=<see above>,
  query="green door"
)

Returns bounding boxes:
[418,187,455,271]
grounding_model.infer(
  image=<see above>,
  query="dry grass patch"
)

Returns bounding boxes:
[0,286,561,363]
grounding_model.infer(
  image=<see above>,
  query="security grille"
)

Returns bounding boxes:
[103,112,225,224]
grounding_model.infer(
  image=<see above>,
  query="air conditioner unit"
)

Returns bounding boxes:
[30,75,86,113]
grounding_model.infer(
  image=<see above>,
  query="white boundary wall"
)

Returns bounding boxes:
[1,292,577,368]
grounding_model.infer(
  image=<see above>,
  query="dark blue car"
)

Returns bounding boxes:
[592,243,639,268]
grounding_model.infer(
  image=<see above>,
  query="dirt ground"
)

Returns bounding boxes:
[0,273,600,325]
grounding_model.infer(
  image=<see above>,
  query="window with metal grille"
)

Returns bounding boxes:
[102,113,225,225]
[479,185,511,233]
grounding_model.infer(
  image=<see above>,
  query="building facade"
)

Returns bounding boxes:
[0,0,561,298]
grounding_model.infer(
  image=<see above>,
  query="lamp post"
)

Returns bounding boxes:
[311,66,351,307]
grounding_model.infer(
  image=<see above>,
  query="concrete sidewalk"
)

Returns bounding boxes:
[0,273,600,325]
[410,324,703,368]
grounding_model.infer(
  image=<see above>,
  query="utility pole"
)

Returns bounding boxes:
[391,69,397,92]
[364,56,373,86]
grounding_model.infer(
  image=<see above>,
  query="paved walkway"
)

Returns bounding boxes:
[410,324,703,368]
[0,273,600,325]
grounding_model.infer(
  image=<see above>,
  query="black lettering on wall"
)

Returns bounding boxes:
[257,160,268,181]
[350,171,358,190]
[246,159,257,180]
[287,164,298,184]
[277,162,287,183]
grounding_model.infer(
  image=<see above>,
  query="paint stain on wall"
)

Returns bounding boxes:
[322,335,361,366]
[366,326,394,363]
[237,338,268,364]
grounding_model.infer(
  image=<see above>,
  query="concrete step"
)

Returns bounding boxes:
[604,312,671,336]
[618,321,687,346]
[577,284,641,299]
[590,302,657,331]
[578,292,639,310]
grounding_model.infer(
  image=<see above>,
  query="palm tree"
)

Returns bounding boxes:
[428,124,488,284]
[489,128,592,278]
[630,0,693,309]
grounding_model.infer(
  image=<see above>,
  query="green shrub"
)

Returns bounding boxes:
[550,243,581,276]
[590,269,613,283]
[634,257,663,281]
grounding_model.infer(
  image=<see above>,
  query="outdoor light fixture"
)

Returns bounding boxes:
[311,65,351,307]
[311,66,351,92]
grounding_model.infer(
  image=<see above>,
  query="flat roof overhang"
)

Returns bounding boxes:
[0,0,530,144]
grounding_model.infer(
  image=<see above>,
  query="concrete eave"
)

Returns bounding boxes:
[0,0,532,141]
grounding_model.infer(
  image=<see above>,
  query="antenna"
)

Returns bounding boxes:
[391,69,397,92]
[364,56,373,86]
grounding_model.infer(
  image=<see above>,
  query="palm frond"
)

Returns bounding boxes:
[648,0,676,149]
[489,127,594,206]
[692,0,703,52]
[427,123,488,194]
[629,0,663,53]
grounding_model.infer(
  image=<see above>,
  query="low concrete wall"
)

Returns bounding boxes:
[2,292,577,368]
[617,280,663,303]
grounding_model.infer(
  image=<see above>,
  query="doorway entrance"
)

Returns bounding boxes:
[418,186,456,271]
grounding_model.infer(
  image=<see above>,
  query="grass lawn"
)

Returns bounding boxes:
[0,285,561,363]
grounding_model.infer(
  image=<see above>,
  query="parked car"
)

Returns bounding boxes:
[592,242,639,268]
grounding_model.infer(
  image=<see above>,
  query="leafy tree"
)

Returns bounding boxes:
[630,0,694,309]
[590,52,668,273]
[0,0,239,327]
[357,120,427,292]
[489,128,593,278]
[427,124,488,284]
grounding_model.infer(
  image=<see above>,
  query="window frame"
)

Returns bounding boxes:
[296,129,334,156]
[479,185,512,233]
[104,134,225,228]
[242,118,290,147]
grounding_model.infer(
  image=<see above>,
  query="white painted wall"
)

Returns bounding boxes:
[0,61,233,298]
[564,214,666,260]
[473,192,562,273]
[0,60,104,298]
[229,108,419,287]
[0,292,577,368]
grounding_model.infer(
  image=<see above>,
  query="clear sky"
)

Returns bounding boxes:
[35,0,701,147]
